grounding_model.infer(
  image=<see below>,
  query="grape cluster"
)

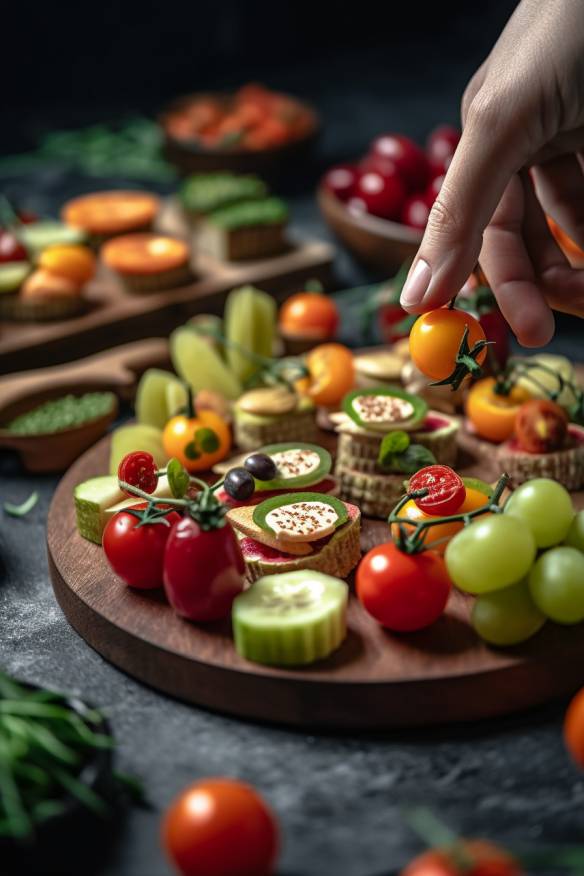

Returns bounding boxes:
[445,479,584,645]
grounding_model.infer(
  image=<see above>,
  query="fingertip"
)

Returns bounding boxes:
[514,310,555,348]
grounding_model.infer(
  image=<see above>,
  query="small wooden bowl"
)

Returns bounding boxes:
[159,91,320,180]
[0,387,118,473]
[317,185,422,273]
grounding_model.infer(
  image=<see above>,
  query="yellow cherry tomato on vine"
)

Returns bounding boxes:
[409,308,487,381]
[296,343,355,407]
[466,377,532,443]
[391,487,491,555]
[163,409,231,472]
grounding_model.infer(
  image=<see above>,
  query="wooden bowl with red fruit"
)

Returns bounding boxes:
[159,85,320,179]
[317,126,459,272]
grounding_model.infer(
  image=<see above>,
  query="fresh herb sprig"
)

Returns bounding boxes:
[0,672,117,841]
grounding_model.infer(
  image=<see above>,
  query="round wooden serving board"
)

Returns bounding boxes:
[48,433,584,730]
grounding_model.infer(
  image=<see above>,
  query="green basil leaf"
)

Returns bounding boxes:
[394,445,437,474]
[378,431,410,468]
[166,458,190,498]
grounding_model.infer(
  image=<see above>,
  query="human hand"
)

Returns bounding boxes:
[400,0,584,347]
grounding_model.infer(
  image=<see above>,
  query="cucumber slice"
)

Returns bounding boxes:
[171,327,242,401]
[18,221,86,254]
[232,570,348,665]
[109,424,167,475]
[74,475,124,544]
[252,443,331,491]
[135,369,186,430]
[343,387,427,433]
[253,491,348,537]
[0,262,31,294]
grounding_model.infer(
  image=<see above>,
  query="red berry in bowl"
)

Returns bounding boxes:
[426,124,460,175]
[425,174,444,207]
[322,164,359,202]
[368,134,429,192]
[0,230,28,264]
[401,194,430,230]
[354,171,405,220]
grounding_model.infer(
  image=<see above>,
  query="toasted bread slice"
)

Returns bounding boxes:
[227,504,313,556]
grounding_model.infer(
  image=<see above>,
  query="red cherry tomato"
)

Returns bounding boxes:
[409,465,466,516]
[118,450,158,495]
[426,124,461,176]
[322,164,359,202]
[425,173,445,207]
[401,194,430,229]
[356,542,451,632]
[353,171,405,220]
[163,516,245,621]
[401,839,523,876]
[103,503,180,590]
[162,778,279,876]
[369,133,430,192]
[0,230,27,264]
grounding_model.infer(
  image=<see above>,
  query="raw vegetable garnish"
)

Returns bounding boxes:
[494,357,584,425]
[388,473,510,554]
[378,430,436,474]
[3,491,39,518]
[430,321,492,391]
[0,672,140,841]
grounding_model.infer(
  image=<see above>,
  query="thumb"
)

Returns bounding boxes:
[400,93,534,312]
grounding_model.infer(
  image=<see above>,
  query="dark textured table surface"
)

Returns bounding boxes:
[2,44,584,876]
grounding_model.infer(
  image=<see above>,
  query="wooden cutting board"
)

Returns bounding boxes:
[47,431,584,730]
[0,199,333,374]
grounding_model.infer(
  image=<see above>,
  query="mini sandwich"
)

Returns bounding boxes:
[331,387,460,518]
[214,442,337,507]
[233,386,318,451]
[227,492,361,582]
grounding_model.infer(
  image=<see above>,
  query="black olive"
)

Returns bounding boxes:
[244,453,278,481]
[224,467,255,500]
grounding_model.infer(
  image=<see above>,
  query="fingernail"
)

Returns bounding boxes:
[400,258,432,307]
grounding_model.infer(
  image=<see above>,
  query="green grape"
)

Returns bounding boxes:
[472,579,546,646]
[528,546,584,624]
[564,510,584,552]
[504,478,574,548]
[445,514,536,594]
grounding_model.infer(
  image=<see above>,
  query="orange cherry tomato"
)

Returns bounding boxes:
[162,778,279,876]
[409,308,486,381]
[279,292,339,339]
[163,409,231,472]
[392,487,491,555]
[564,687,584,769]
[401,839,523,876]
[21,268,80,299]
[39,244,96,284]
[296,343,355,407]
[466,377,532,443]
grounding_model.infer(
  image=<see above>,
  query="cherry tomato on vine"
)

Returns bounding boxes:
[162,778,279,876]
[103,503,180,589]
[163,516,244,621]
[409,465,466,516]
[466,377,532,443]
[356,542,451,632]
[295,342,355,407]
[565,687,584,770]
[401,839,522,876]
[391,488,491,555]
[279,291,339,339]
[409,308,487,382]
[118,450,158,495]
[163,409,231,472]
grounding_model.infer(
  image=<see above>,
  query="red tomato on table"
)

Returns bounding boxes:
[103,503,180,590]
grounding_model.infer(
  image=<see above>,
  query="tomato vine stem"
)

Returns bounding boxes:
[430,324,493,392]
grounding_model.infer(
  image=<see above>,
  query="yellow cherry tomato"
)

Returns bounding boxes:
[39,244,96,284]
[163,409,231,472]
[391,487,491,555]
[409,308,486,381]
[466,377,532,443]
[296,343,355,407]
